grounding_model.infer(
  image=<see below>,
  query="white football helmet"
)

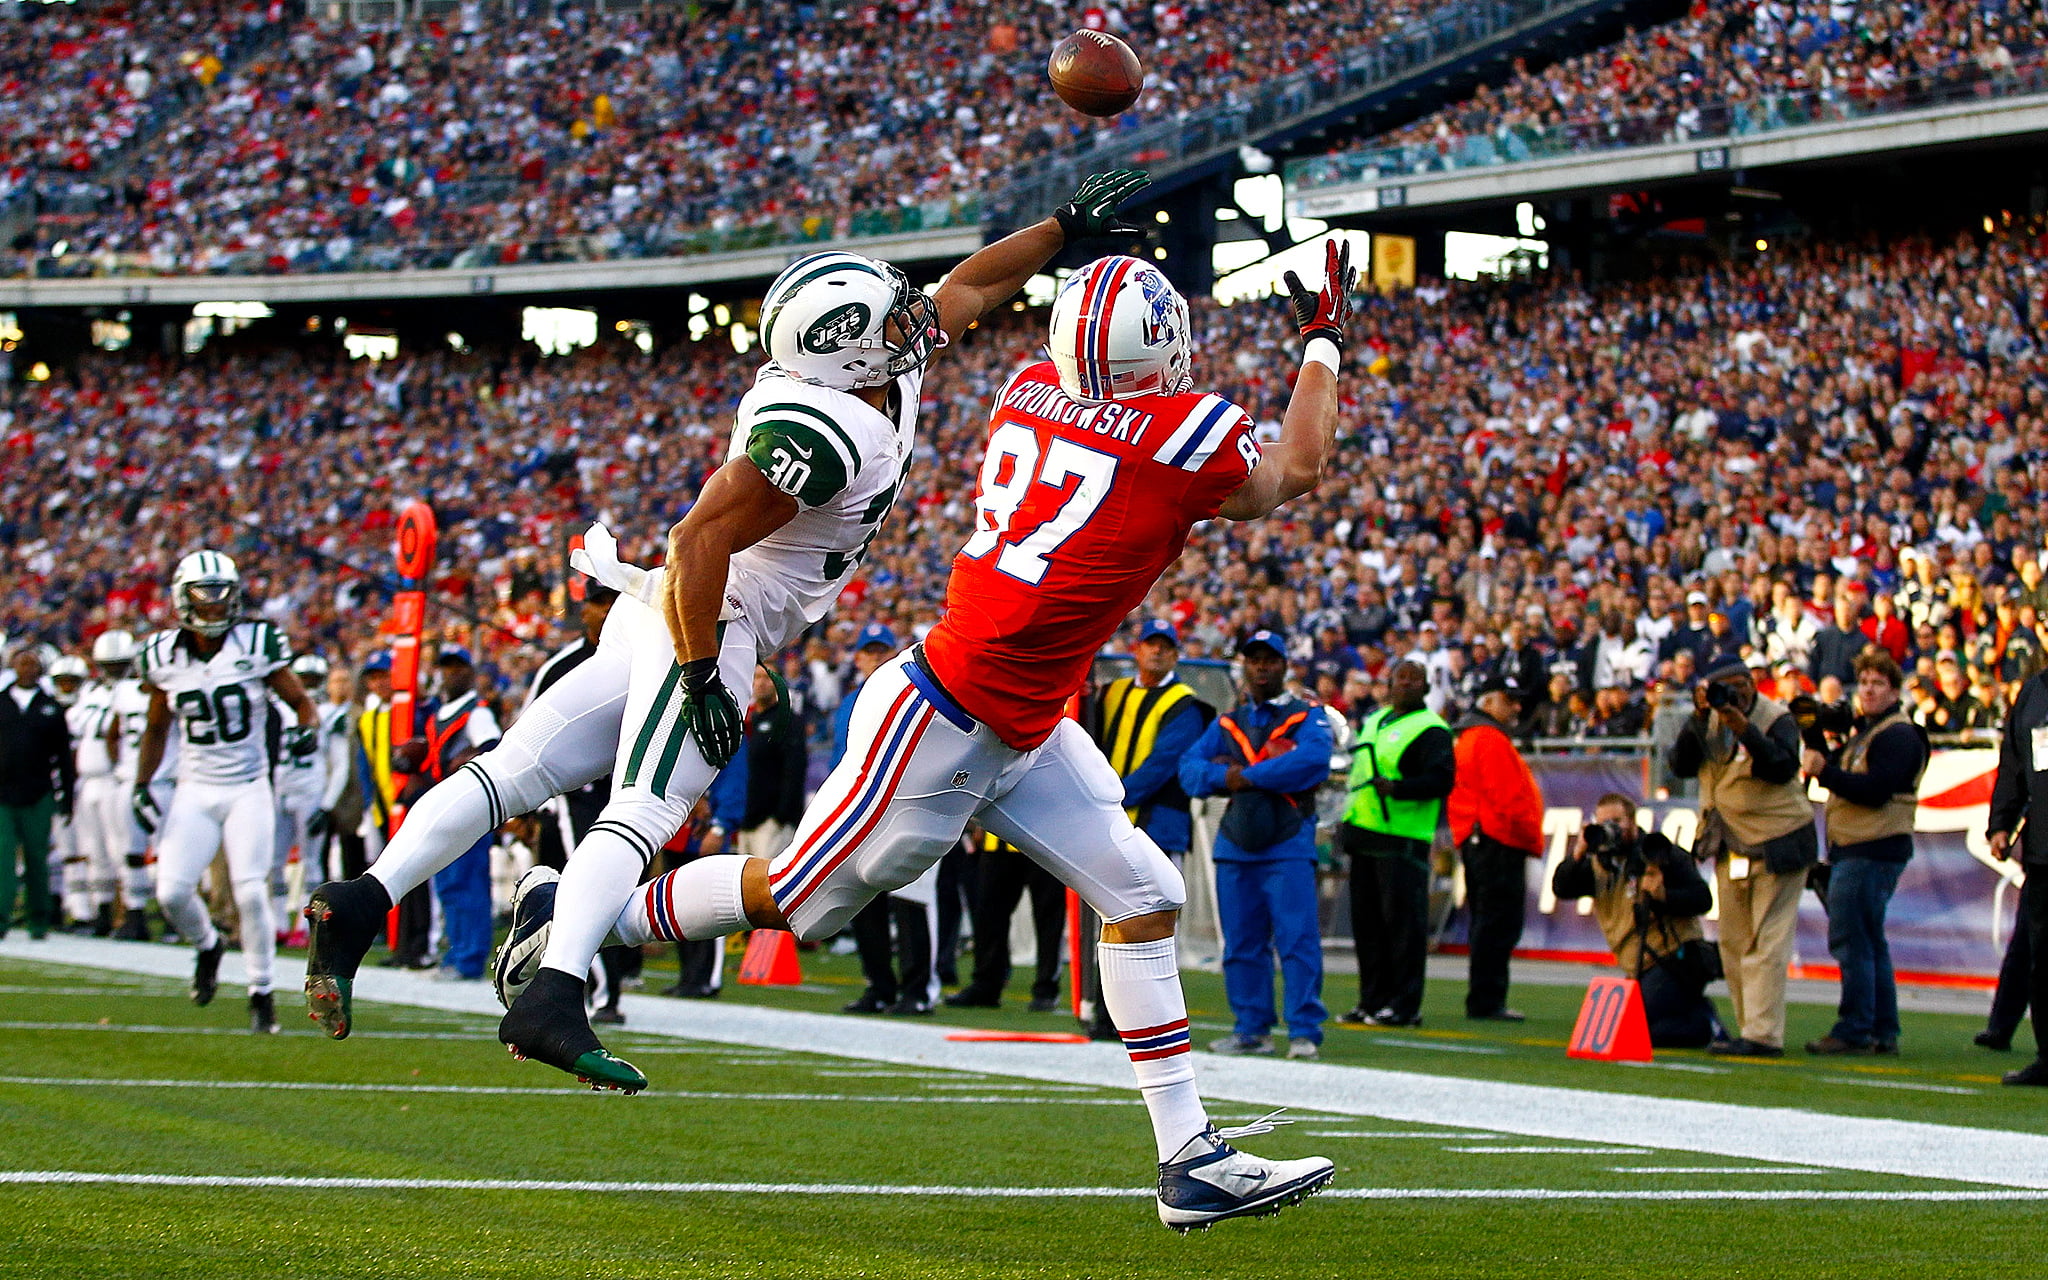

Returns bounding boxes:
[48,653,88,703]
[1047,255,1194,403]
[92,629,138,667]
[759,251,943,390]
[172,550,241,638]
[292,653,329,682]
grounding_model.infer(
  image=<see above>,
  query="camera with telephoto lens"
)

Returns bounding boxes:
[1704,681,1736,709]
[1788,694,1854,750]
[1582,820,1645,878]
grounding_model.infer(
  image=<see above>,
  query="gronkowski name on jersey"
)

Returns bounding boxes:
[722,364,922,651]
[138,621,291,785]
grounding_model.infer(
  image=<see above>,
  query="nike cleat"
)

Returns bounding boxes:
[191,936,228,1007]
[1156,1123,1335,1232]
[500,967,647,1094]
[302,876,393,1040]
[490,865,560,1011]
[249,990,280,1034]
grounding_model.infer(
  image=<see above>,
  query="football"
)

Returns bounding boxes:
[1048,29,1144,117]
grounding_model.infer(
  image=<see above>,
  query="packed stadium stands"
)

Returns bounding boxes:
[5,215,2044,743]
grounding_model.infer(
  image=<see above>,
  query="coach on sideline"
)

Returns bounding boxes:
[1989,662,2048,1086]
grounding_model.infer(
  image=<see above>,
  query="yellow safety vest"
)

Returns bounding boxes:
[1098,675,1198,821]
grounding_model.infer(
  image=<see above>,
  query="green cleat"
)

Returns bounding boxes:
[501,968,648,1094]
[302,878,391,1040]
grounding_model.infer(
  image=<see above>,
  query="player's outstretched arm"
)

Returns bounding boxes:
[1218,238,1356,521]
[933,170,1151,344]
[130,687,171,833]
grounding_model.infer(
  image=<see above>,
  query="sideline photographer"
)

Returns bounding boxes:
[1800,649,1928,1056]
[1669,655,1818,1058]
[1553,795,1721,1048]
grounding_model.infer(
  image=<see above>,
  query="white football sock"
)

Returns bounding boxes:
[1098,937,1210,1161]
[614,855,752,946]
[538,830,647,980]
[368,765,496,900]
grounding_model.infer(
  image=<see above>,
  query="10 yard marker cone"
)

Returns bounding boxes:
[737,930,802,986]
[1566,976,1653,1063]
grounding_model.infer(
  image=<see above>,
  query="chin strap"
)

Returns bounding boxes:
[1216,1109,1296,1141]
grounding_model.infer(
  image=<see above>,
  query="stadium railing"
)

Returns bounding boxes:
[1287,49,2048,194]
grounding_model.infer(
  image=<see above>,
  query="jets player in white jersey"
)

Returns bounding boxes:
[63,645,126,933]
[270,653,337,944]
[304,172,1154,1076]
[132,551,319,1032]
[91,630,160,939]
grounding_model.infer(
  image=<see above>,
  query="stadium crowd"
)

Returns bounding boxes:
[23,0,1476,277]
[1303,0,2048,178]
[5,220,2048,745]
[2,0,289,205]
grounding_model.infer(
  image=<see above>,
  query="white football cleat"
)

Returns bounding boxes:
[1155,1123,1335,1232]
[491,865,560,1010]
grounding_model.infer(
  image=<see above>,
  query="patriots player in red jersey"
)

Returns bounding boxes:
[565,240,1353,1228]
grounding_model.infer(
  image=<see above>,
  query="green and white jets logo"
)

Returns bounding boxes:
[799,302,872,355]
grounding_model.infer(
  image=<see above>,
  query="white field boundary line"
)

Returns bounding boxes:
[6,1171,2048,1203]
[0,1076,1138,1106]
[8,936,2045,1189]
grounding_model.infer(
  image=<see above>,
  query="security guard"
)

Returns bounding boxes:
[1079,618,1214,1036]
[1181,631,1332,1059]
[1989,663,2048,1086]
[1338,659,1454,1028]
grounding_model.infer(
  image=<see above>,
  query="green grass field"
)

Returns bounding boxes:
[2,944,2043,1279]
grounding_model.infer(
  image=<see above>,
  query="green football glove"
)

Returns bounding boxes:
[132,786,162,835]
[1053,169,1151,242]
[681,657,745,771]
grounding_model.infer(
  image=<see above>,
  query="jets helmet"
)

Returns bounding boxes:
[1047,255,1194,403]
[171,550,241,638]
[48,654,89,700]
[759,251,943,390]
[92,629,138,666]
[292,653,329,682]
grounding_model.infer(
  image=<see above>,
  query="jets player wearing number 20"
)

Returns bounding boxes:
[132,551,319,1033]
[604,240,1358,1228]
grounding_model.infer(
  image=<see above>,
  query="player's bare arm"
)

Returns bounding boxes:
[1217,238,1356,521]
[932,170,1151,343]
[130,686,172,833]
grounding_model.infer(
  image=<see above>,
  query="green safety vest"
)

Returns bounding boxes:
[1345,704,1449,842]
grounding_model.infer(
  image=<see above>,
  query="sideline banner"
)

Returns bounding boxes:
[1488,749,2020,982]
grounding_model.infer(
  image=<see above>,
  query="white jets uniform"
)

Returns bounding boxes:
[367,366,923,919]
[110,673,168,910]
[270,691,334,929]
[138,621,291,994]
[64,681,125,921]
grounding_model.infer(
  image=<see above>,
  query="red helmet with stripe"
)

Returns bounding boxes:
[1047,255,1193,404]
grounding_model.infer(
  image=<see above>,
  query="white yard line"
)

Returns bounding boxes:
[1448,1145,1652,1155]
[1365,1037,1507,1055]
[0,1075,1138,1106]
[1818,1076,1981,1095]
[4,1171,2046,1202]
[8,936,2044,1188]
[1612,1166,1831,1175]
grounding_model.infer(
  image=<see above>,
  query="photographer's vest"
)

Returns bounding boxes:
[1696,694,1813,849]
[1590,868,1705,977]
[1099,674,1202,823]
[1824,709,1926,847]
[1345,704,1449,842]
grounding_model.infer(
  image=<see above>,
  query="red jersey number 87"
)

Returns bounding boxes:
[961,421,1118,585]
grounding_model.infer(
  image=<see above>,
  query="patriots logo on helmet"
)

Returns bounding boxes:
[1138,268,1179,349]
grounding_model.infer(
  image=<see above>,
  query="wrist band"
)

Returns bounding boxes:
[1304,336,1341,373]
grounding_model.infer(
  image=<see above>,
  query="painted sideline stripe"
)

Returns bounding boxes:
[0,1021,500,1041]
[1612,1167,1832,1175]
[11,936,2047,1189]
[0,1076,1139,1106]
[1450,1146,1652,1155]
[5,1172,2046,1202]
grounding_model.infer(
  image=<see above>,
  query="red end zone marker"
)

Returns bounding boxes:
[736,931,802,986]
[1566,976,1653,1063]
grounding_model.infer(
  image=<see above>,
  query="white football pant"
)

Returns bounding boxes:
[155,778,278,994]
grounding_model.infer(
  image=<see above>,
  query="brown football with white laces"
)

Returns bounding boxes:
[1048,30,1144,117]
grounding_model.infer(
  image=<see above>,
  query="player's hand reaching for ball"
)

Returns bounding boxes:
[1053,169,1150,242]
[681,657,745,770]
[1284,237,1357,353]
